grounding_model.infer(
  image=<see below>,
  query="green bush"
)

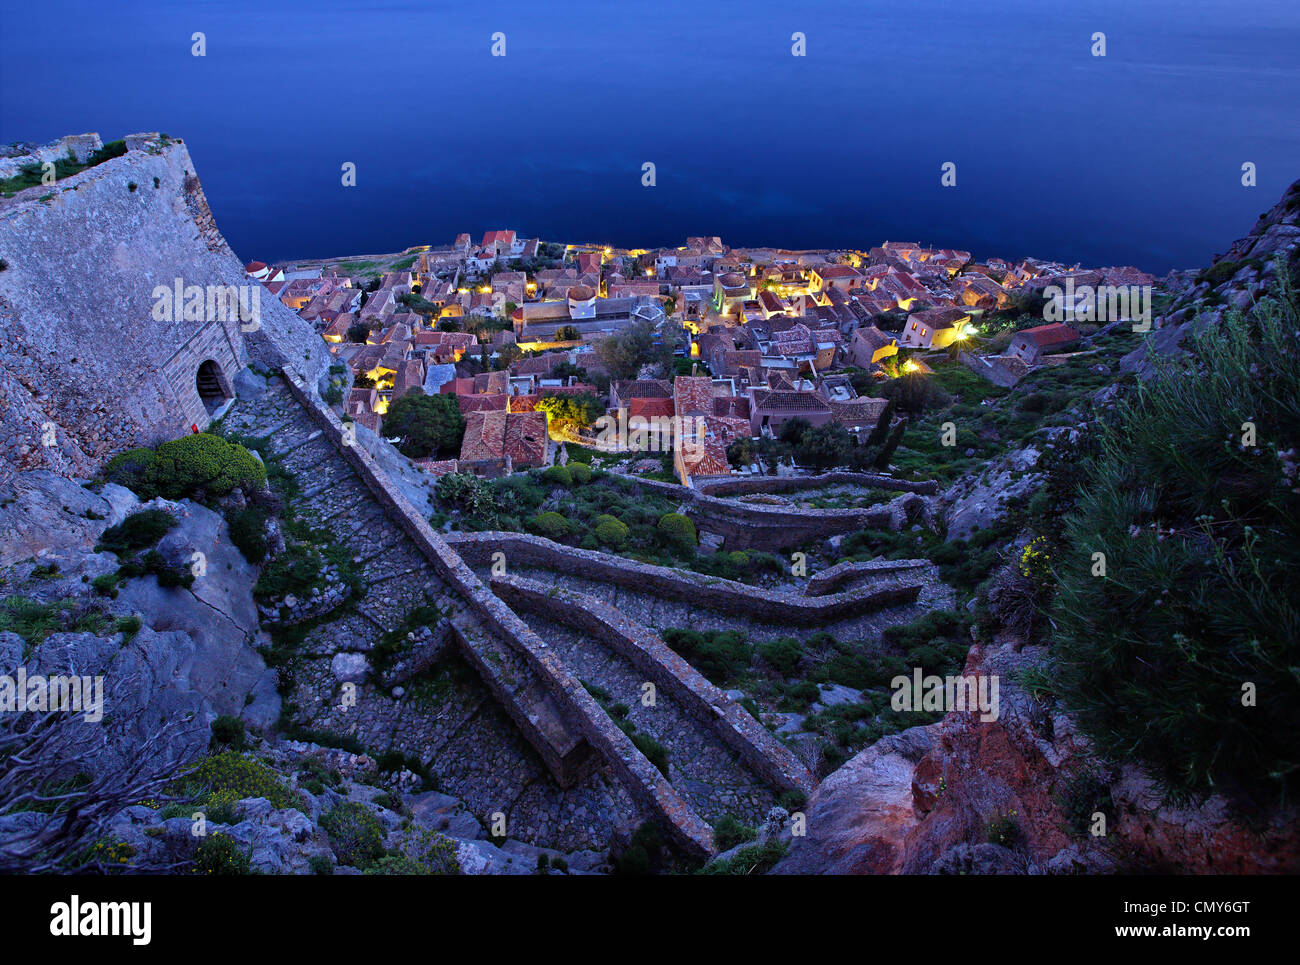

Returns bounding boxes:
[593,514,629,548]
[542,465,573,488]
[1050,291,1300,806]
[103,448,157,494]
[568,462,592,484]
[758,637,804,677]
[662,628,749,684]
[529,511,572,541]
[712,815,756,851]
[657,513,697,553]
[192,834,252,875]
[321,802,386,869]
[171,751,300,811]
[613,822,665,876]
[150,434,266,499]
[384,393,466,459]
[226,507,268,564]
[254,543,323,601]
[209,714,246,750]
[95,509,176,556]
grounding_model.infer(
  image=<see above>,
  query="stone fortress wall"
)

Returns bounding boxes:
[0,132,327,485]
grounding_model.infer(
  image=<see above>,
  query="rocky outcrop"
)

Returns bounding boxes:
[771,726,935,875]
[0,471,280,738]
[96,739,606,875]
[1120,177,1300,377]
[784,629,1300,874]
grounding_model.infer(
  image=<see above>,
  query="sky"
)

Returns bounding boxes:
[2,0,1297,272]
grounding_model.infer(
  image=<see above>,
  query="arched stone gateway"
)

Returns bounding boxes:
[195,359,232,414]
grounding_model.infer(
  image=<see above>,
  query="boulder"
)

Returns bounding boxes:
[331,652,369,684]
[771,725,936,875]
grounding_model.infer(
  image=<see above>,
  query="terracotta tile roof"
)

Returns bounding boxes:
[460,410,507,463]
[413,458,460,478]
[481,229,516,248]
[752,389,832,414]
[474,371,510,394]
[718,350,762,374]
[628,397,675,419]
[1016,323,1081,348]
[507,394,540,412]
[713,395,751,420]
[813,264,862,279]
[512,355,562,376]
[458,393,509,414]
[829,397,889,428]
[679,436,730,477]
[459,409,547,468]
[612,379,672,403]
[503,410,548,467]
[673,376,715,417]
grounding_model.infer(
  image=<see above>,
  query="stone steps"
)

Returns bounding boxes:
[507,603,776,825]
[493,574,815,809]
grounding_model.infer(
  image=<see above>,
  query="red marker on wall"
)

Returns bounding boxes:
[191,423,199,434]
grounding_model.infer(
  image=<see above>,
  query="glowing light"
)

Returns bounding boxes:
[901,359,922,374]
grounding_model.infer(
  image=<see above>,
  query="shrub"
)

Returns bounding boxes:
[226,507,268,564]
[192,834,252,875]
[629,731,670,777]
[662,628,748,684]
[149,433,266,500]
[172,750,300,811]
[435,472,500,519]
[568,462,592,484]
[529,512,572,541]
[364,832,461,875]
[95,509,176,556]
[1050,292,1300,806]
[103,447,157,494]
[657,513,697,553]
[542,465,573,488]
[758,637,804,677]
[253,543,322,601]
[985,810,1021,847]
[613,822,664,876]
[209,714,246,750]
[593,514,629,549]
[697,838,788,875]
[712,815,756,851]
[320,802,386,869]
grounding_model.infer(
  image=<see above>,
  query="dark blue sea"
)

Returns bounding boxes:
[3,0,1297,271]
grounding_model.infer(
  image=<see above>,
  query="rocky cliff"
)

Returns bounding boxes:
[777,180,1300,875]
[0,133,328,484]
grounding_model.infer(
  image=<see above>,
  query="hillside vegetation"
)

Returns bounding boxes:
[1047,275,1300,807]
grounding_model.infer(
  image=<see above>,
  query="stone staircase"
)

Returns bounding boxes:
[219,370,745,858]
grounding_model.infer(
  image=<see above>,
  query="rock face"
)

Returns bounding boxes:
[0,132,327,486]
[0,471,280,739]
[1120,177,1300,377]
[772,726,935,875]
[939,444,1043,542]
[786,632,1300,874]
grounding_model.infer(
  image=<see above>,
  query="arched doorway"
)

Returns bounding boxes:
[196,360,232,414]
